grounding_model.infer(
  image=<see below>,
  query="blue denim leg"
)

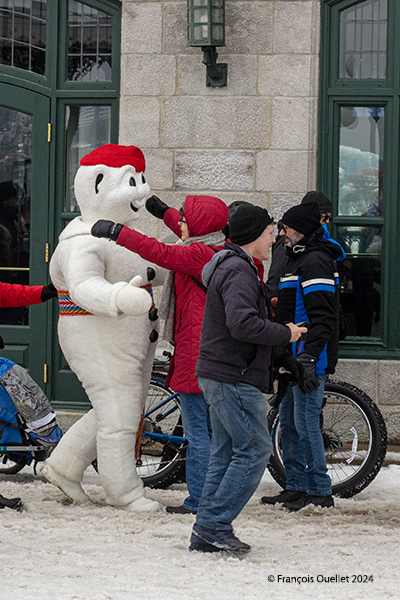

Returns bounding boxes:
[179,393,212,511]
[280,375,332,496]
[195,377,272,532]
[279,384,307,492]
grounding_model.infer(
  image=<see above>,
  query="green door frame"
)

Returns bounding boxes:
[318,0,400,359]
[0,0,121,409]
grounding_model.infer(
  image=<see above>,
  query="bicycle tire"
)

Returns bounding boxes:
[0,452,29,475]
[138,372,187,489]
[267,379,387,498]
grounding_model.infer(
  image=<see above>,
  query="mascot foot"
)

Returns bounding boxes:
[40,463,91,504]
[123,496,162,513]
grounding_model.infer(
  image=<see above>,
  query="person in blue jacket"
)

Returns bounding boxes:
[262,201,342,511]
[266,191,345,300]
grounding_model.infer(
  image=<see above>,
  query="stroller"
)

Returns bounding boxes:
[0,358,62,475]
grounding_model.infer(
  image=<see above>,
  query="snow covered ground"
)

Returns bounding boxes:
[0,463,399,600]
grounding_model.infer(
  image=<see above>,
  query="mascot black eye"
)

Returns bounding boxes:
[95,173,104,194]
[142,174,146,184]
[129,177,136,187]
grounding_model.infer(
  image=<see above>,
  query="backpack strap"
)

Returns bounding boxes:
[191,246,219,293]
[0,419,25,430]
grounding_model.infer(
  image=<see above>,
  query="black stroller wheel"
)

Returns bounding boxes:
[0,452,29,475]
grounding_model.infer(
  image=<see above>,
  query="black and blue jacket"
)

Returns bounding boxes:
[276,227,344,375]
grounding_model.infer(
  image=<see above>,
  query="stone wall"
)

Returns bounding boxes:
[119,0,321,240]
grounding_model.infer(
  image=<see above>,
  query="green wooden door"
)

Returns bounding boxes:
[0,82,51,387]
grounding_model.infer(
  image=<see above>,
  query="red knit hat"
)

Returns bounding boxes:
[80,144,146,172]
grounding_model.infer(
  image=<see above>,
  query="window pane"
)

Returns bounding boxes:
[338,226,382,337]
[64,105,111,212]
[0,0,46,75]
[0,105,32,325]
[339,106,384,217]
[340,0,387,79]
[67,0,112,82]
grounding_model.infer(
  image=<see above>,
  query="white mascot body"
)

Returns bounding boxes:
[41,144,164,512]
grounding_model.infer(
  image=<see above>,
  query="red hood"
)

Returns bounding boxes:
[184,195,228,238]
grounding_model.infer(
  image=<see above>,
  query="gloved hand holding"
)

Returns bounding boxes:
[297,353,320,394]
[271,350,305,408]
[116,275,152,316]
[41,282,57,302]
[276,349,303,386]
[91,220,123,241]
[146,195,169,220]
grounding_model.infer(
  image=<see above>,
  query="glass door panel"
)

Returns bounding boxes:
[337,225,382,337]
[339,0,387,79]
[0,0,47,75]
[0,83,50,383]
[339,106,384,216]
[65,104,110,212]
[0,106,32,325]
[337,104,384,339]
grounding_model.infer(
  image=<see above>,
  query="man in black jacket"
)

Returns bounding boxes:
[190,205,306,554]
[261,201,341,511]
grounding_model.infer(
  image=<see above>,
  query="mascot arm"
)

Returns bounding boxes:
[60,239,151,317]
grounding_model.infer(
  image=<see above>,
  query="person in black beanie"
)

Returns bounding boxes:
[261,200,342,512]
[189,205,306,554]
[266,193,335,300]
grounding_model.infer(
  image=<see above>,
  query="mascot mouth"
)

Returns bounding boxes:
[130,203,139,213]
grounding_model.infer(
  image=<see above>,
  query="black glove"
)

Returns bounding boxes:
[271,350,304,408]
[91,220,123,241]
[276,350,302,385]
[146,195,169,219]
[297,353,320,394]
[41,282,57,302]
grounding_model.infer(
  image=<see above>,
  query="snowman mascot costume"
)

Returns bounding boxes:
[41,144,164,512]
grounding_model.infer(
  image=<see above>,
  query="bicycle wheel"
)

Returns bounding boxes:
[0,452,29,475]
[138,372,187,489]
[267,379,387,498]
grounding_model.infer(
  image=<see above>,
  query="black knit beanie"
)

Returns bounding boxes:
[281,201,321,237]
[301,191,333,215]
[229,205,274,246]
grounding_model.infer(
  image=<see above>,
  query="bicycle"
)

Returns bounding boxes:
[267,379,387,498]
[139,363,387,497]
[137,359,187,489]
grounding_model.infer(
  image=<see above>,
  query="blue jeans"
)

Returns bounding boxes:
[179,393,212,511]
[196,377,272,532]
[279,374,332,496]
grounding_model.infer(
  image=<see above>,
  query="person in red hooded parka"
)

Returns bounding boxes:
[0,279,57,510]
[91,194,228,514]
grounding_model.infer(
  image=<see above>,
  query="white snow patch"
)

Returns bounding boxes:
[0,463,399,599]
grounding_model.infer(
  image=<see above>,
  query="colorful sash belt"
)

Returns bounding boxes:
[58,283,154,316]
[58,291,92,315]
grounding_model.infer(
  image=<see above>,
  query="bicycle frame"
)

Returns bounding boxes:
[142,391,187,445]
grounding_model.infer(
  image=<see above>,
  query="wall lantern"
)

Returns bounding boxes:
[187,0,227,87]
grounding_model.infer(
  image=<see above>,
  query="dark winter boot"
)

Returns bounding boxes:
[261,489,307,505]
[284,494,334,512]
[189,524,251,554]
[0,494,23,511]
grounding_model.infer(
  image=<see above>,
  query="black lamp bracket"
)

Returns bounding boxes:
[201,46,228,87]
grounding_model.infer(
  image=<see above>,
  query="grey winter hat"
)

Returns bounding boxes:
[229,205,274,246]
[301,191,333,215]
